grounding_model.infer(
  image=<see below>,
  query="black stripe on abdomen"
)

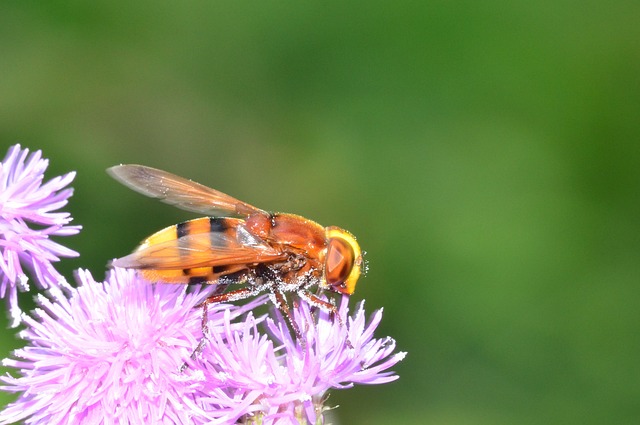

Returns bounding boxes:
[187,276,209,285]
[176,221,189,238]
[209,217,227,232]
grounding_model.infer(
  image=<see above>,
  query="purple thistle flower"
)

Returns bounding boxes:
[0,266,404,424]
[0,268,264,425]
[195,295,406,424]
[0,144,81,326]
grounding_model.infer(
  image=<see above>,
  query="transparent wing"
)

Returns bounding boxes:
[112,230,286,270]
[107,164,262,216]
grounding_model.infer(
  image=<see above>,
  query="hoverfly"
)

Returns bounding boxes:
[108,164,363,346]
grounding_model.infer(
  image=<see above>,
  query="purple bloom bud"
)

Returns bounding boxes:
[0,144,81,326]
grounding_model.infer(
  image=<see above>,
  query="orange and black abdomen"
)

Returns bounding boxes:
[138,217,248,284]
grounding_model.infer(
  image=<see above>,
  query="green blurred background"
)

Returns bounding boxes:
[1,1,639,424]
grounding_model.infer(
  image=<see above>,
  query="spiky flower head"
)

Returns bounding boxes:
[0,267,405,424]
[0,144,81,326]
[0,268,264,425]
[195,295,406,424]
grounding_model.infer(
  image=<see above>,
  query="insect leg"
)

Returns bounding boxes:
[298,289,338,317]
[197,283,229,337]
[252,264,307,347]
[202,285,264,305]
[193,273,244,346]
[271,290,306,348]
[298,289,353,348]
[181,270,262,372]
[180,286,264,372]
[194,269,249,308]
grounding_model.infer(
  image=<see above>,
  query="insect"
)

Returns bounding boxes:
[108,164,363,346]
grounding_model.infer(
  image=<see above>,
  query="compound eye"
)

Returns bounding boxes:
[326,238,354,287]
[324,227,362,295]
[326,236,363,297]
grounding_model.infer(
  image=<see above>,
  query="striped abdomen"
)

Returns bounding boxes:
[137,217,252,284]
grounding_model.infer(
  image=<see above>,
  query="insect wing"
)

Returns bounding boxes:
[108,164,261,216]
[112,230,286,270]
